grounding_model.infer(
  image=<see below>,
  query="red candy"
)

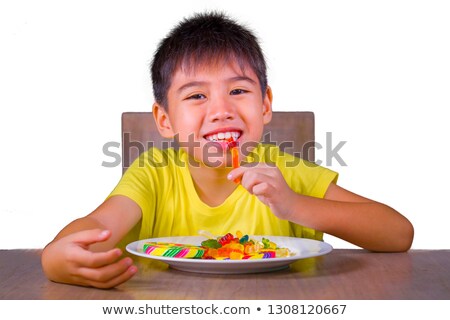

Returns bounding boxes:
[218,233,234,246]
[226,137,238,149]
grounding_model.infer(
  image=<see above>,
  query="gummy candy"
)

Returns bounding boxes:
[230,251,244,260]
[201,239,221,248]
[239,234,249,244]
[199,231,293,260]
[218,233,234,246]
[226,138,241,183]
[275,248,290,257]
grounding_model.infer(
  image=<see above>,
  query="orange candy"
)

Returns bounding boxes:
[230,251,244,260]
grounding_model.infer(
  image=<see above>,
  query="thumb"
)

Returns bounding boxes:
[67,229,112,248]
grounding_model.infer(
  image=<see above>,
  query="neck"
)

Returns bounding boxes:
[188,162,237,207]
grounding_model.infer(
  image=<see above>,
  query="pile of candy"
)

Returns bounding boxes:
[141,231,292,260]
[201,231,292,260]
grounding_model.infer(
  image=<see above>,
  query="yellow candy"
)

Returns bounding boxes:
[230,252,244,260]
[275,248,291,257]
[205,248,219,259]
[244,244,257,255]
[228,242,244,252]
[247,253,264,260]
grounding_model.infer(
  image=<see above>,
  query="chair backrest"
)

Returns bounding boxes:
[121,111,315,172]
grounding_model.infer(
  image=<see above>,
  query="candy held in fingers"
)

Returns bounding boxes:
[231,147,239,168]
[226,139,241,183]
[225,138,239,157]
[231,147,241,183]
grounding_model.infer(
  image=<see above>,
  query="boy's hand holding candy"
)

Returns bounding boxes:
[228,163,297,221]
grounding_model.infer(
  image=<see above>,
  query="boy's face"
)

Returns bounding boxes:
[154,61,272,168]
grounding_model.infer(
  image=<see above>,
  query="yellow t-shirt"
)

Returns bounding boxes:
[109,144,338,246]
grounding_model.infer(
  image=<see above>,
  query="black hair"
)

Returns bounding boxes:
[150,11,268,108]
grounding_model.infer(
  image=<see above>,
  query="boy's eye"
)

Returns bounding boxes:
[186,93,206,100]
[230,89,248,95]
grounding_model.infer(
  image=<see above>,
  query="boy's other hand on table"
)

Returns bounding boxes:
[41,229,137,289]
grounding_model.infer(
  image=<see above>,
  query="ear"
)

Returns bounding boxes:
[262,85,273,125]
[152,103,175,138]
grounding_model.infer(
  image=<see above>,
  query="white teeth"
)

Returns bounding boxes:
[205,131,240,142]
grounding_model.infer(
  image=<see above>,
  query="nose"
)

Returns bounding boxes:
[207,96,235,123]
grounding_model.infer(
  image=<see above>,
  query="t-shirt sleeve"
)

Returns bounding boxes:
[300,161,339,198]
[275,149,338,199]
[107,151,156,218]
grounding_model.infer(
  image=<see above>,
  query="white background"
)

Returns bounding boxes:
[1,0,449,249]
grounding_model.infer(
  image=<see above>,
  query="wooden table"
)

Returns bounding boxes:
[1,249,449,300]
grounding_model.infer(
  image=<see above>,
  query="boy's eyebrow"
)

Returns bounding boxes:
[176,76,257,94]
[177,81,208,94]
[229,76,257,85]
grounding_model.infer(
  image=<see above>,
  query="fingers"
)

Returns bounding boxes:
[66,229,112,248]
[46,229,138,289]
[78,257,138,289]
[252,181,272,196]
[68,246,138,289]
[229,166,273,194]
[228,163,276,182]
[227,166,247,182]
[65,229,138,288]
[69,246,123,268]
[242,173,268,195]
[87,265,137,289]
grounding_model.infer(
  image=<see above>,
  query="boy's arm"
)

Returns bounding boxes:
[228,164,414,252]
[51,195,142,251]
[294,183,414,252]
[41,195,142,288]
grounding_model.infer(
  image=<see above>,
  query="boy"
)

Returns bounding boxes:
[41,12,414,289]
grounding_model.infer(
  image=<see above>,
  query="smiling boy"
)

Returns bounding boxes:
[41,12,414,289]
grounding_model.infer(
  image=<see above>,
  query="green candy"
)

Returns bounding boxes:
[262,237,271,249]
[239,235,249,244]
[201,239,222,248]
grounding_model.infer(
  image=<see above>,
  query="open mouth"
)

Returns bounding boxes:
[203,130,241,151]
[204,130,241,143]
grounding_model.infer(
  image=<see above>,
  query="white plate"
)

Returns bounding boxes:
[126,236,333,274]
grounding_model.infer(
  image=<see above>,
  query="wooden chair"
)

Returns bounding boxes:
[121,111,315,172]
